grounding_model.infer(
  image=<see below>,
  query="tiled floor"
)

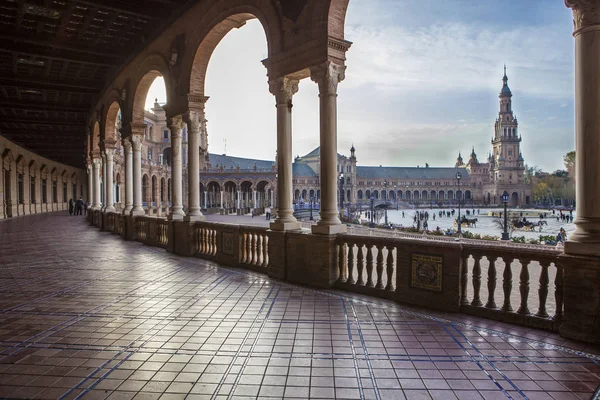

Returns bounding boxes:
[0,213,599,400]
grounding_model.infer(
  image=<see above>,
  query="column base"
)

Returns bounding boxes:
[269,220,302,231]
[123,206,133,215]
[311,223,347,235]
[130,208,145,216]
[565,240,600,257]
[184,214,206,222]
[105,206,116,213]
[168,213,185,221]
[557,253,600,344]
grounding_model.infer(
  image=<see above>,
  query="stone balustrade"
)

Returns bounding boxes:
[90,213,567,337]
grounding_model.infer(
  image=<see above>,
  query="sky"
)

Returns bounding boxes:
[146,0,576,172]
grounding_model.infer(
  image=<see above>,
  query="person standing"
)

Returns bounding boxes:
[75,197,83,215]
[68,199,74,215]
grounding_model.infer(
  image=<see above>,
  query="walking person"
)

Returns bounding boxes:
[75,197,83,215]
[68,199,74,215]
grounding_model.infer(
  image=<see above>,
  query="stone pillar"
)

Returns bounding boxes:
[269,77,301,231]
[87,164,93,206]
[204,192,208,209]
[311,62,347,235]
[23,166,30,215]
[123,139,133,214]
[130,135,145,216]
[560,0,600,345]
[252,189,256,208]
[220,191,224,209]
[104,148,116,212]
[167,116,185,220]
[184,108,205,222]
[92,158,102,210]
[100,153,107,212]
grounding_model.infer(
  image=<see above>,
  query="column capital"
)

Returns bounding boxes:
[129,135,143,152]
[565,0,600,33]
[167,115,185,138]
[122,138,132,153]
[183,110,201,132]
[310,61,346,95]
[104,148,116,161]
[269,77,299,105]
[92,158,102,167]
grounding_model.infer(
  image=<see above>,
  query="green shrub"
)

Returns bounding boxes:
[511,236,526,243]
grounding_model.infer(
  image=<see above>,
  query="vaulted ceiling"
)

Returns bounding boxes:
[0,0,193,168]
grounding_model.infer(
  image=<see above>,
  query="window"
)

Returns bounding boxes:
[52,180,57,203]
[17,173,23,204]
[149,125,153,141]
[63,182,67,202]
[163,129,169,139]
[30,178,35,203]
[148,148,153,160]
[42,179,47,203]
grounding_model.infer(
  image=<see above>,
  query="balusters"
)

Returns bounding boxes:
[256,234,263,266]
[366,245,374,287]
[347,243,355,284]
[246,232,252,262]
[251,234,258,265]
[501,258,513,312]
[338,243,347,283]
[517,260,530,314]
[536,262,549,318]
[471,256,483,307]
[554,263,563,321]
[356,245,365,286]
[385,246,395,291]
[375,245,384,289]
[261,235,269,267]
[485,257,497,309]
[460,254,470,306]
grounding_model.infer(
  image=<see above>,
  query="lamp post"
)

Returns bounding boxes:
[502,191,509,240]
[456,171,462,236]
[309,195,314,221]
[394,184,398,210]
[370,186,374,228]
[339,173,344,221]
[383,180,388,226]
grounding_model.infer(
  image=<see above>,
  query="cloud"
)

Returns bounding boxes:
[343,22,573,98]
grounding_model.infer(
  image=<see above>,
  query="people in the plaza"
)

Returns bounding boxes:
[75,197,83,215]
[84,201,89,215]
[68,199,74,215]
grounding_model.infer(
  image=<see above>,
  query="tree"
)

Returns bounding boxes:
[564,151,576,181]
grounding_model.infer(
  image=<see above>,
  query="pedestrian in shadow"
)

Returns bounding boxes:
[68,199,74,215]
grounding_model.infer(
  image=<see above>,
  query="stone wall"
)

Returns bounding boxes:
[0,135,87,219]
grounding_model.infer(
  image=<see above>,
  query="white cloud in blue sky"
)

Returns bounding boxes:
[147,0,576,172]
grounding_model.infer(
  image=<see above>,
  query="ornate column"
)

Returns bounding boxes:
[184,103,206,222]
[92,158,102,210]
[269,77,301,230]
[122,139,133,214]
[167,115,186,220]
[104,148,116,212]
[565,0,600,256]
[130,135,145,216]
[311,62,347,235]
[100,153,107,212]
[560,0,600,345]
[87,163,93,206]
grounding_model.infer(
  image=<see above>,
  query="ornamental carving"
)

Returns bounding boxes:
[310,61,346,95]
[184,111,201,134]
[122,139,132,153]
[269,77,299,105]
[188,94,209,111]
[167,115,185,138]
[130,135,143,152]
[565,0,600,31]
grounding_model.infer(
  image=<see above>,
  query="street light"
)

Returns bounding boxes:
[370,186,375,228]
[339,173,344,221]
[456,171,462,236]
[502,191,510,240]
[383,180,388,226]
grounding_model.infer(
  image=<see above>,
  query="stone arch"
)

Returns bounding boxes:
[130,63,170,126]
[91,121,101,158]
[413,190,420,200]
[421,190,428,200]
[185,4,281,97]
[439,190,445,200]
[151,175,158,204]
[511,192,519,207]
[104,100,122,144]
[327,0,350,39]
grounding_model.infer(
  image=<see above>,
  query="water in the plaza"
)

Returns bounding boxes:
[363,207,576,242]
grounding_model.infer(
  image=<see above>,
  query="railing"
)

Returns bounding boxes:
[135,218,148,241]
[195,223,217,257]
[461,242,562,331]
[158,219,168,247]
[335,232,563,331]
[239,226,269,268]
[336,236,397,299]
